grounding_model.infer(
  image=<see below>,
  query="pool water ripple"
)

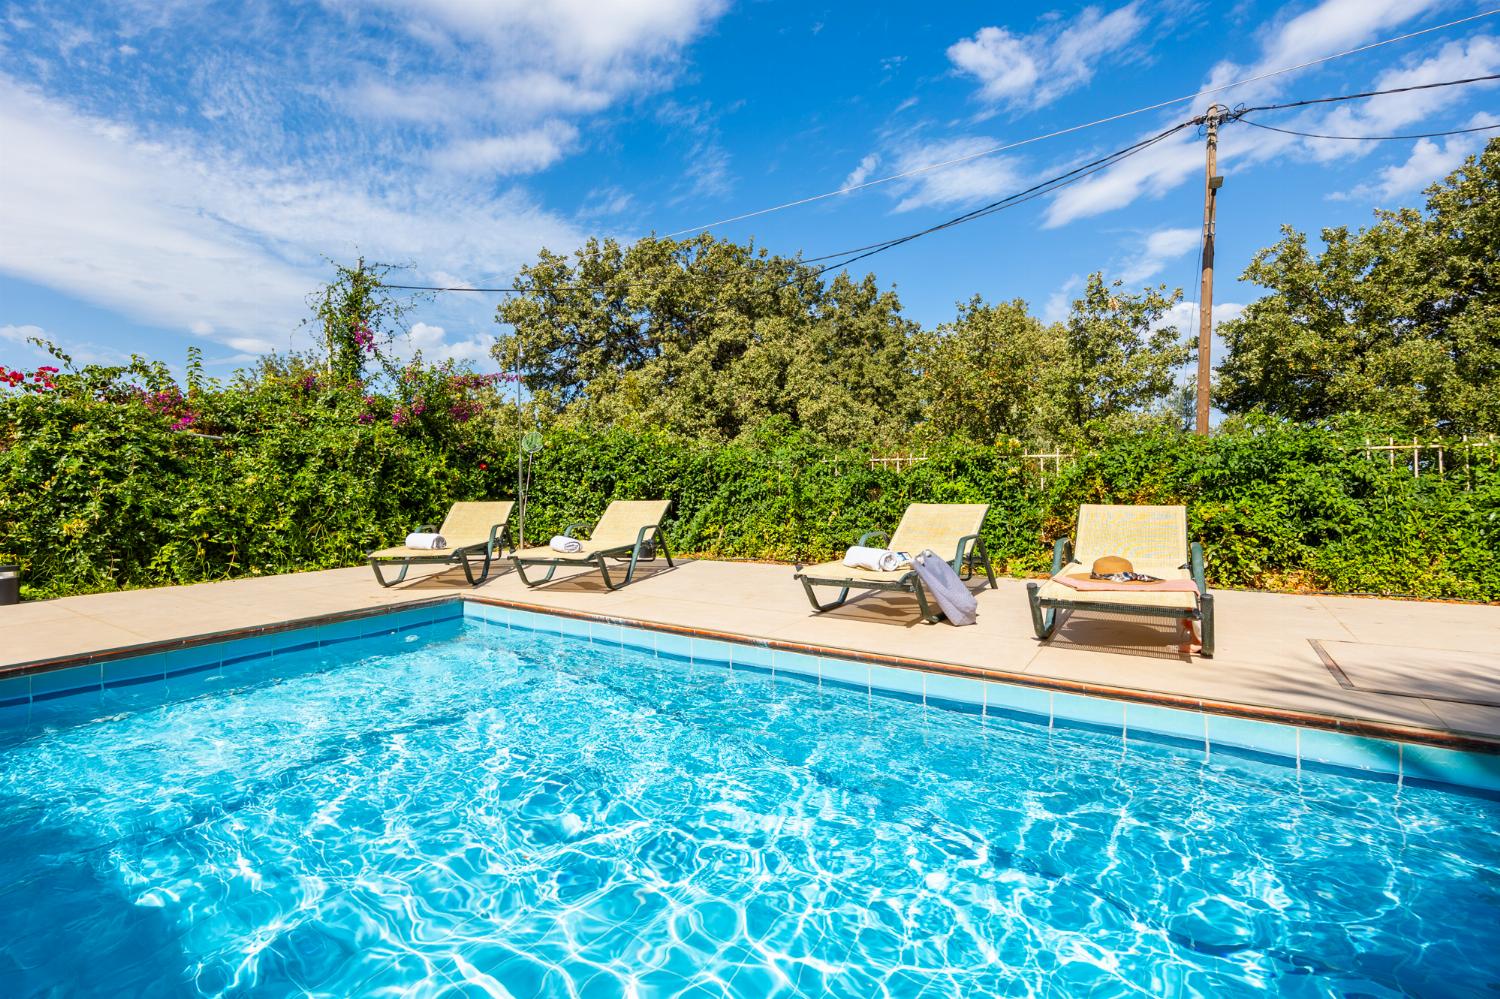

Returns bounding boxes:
[1,618,1497,997]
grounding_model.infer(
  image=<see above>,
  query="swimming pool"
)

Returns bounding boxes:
[2,602,1498,997]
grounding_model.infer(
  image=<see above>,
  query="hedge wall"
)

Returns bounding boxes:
[3,390,1496,601]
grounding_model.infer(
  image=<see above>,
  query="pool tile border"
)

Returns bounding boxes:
[0,598,462,709]
[462,598,1500,795]
[2,591,1497,792]
[461,595,1500,760]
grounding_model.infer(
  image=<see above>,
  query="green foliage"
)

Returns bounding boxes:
[1217,139,1500,432]
[4,349,1494,603]
[306,257,416,385]
[494,234,925,446]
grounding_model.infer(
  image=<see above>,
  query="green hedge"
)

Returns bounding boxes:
[3,390,1497,601]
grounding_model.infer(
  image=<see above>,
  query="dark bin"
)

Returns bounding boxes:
[0,564,17,606]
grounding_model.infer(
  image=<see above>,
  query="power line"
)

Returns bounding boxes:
[661,9,1500,238]
[805,123,1196,275]
[385,73,1500,297]
[802,73,1500,277]
[1233,72,1500,114]
[382,283,521,293]
[1234,117,1500,141]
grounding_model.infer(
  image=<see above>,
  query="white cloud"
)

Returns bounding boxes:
[1042,1,1474,228]
[0,78,583,350]
[1120,227,1199,284]
[0,323,132,366]
[432,122,579,175]
[1045,129,1202,227]
[1042,275,1083,324]
[401,321,495,367]
[1340,114,1499,201]
[888,137,1026,212]
[1161,301,1245,365]
[1202,0,1444,101]
[948,3,1146,109]
[843,153,880,189]
[0,323,46,346]
[1297,37,1500,163]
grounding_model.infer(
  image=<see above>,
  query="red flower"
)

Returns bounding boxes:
[479,461,488,470]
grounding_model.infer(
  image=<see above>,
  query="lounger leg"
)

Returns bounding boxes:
[975,538,998,589]
[460,551,494,587]
[800,577,851,613]
[911,579,941,624]
[369,558,412,588]
[657,533,675,568]
[1026,582,1057,639]
[511,558,556,588]
[1198,593,1215,658]
[597,557,620,590]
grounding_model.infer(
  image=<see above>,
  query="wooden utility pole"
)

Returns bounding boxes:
[1195,105,1224,435]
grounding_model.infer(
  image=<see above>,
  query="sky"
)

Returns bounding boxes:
[1,0,1497,377]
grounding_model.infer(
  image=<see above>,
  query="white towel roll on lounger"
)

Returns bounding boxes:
[550,535,583,553]
[842,546,912,572]
[405,532,448,550]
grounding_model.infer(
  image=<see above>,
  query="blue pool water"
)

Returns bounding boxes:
[2,613,1498,997]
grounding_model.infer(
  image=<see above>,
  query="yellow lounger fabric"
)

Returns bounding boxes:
[510,499,672,560]
[1042,504,1197,610]
[369,501,514,559]
[802,503,989,584]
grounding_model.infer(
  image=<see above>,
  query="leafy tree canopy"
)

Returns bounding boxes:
[493,234,922,446]
[1216,139,1500,433]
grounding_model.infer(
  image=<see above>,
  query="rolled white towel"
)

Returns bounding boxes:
[550,535,583,553]
[405,532,447,550]
[842,546,911,572]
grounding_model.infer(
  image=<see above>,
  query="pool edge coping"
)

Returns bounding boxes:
[459,595,1500,757]
[3,591,1497,757]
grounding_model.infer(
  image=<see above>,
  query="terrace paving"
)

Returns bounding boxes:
[3,558,1498,746]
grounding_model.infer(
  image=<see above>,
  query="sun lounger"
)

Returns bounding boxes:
[368,501,514,587]
[1025,503,1214,656]
[509,500,673,590]
[795,503,996,623]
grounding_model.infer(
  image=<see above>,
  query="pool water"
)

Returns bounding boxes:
[2,616,1498,997]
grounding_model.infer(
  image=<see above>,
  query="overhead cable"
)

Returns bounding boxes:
[660,9,1500,237]
[1233,117,1500,141]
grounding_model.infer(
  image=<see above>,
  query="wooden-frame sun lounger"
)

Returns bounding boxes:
[508,500,673,590]
[1025,503,1214,656]
[367,500,514,587]
[795,503,997,623]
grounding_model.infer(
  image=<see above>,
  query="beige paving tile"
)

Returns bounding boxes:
[1316,594,1500,652]
[1319,641,1500,705]
[1024,644,1448,730]
[0,599,82,626]
[1417,700,1500,740]
[4,559,1498,744]
[0,617,153,665]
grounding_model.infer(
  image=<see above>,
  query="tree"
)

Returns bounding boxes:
[493,234,922,445]
[306,258,414,385]
[1216,139,1500,432]
[912,296,1065,443]
[1055,274,1189,438]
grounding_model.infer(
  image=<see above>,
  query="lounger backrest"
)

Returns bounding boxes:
[1074,504,1187,564]
[589,499,671,547]
[438,501,514,544]
[888,503,989,555]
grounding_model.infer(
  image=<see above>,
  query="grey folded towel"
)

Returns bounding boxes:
[912,549,978,625]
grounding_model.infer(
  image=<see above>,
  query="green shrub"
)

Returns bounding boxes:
[2,361,1496,601]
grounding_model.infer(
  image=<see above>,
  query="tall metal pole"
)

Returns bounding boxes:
[1195,105,1224,435]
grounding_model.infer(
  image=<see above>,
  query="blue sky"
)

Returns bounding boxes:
[1,0,1497,376]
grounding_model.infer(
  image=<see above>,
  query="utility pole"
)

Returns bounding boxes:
[1195,105,1224,435]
